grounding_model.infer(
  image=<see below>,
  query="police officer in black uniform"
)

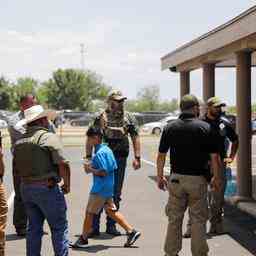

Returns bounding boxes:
[157,94,221,256]
[183,97,239,237]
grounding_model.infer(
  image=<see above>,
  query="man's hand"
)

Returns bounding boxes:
[61,184,70,194]
[157,176,168,191]
[132,158,141,170]
[224,157,233,165]
[210,176,222,192]
[58,161,71,195]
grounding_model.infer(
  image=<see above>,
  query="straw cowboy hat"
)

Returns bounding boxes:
[16,105,56,127]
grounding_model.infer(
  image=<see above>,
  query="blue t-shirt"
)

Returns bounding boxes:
[90,143,117,198]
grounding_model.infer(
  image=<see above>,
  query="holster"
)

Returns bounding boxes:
[204,169,213,183]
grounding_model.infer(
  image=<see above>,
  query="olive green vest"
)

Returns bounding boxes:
[13,128,58,181]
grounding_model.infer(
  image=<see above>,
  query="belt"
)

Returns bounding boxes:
[172,171,204,176]
[22,178,57,188]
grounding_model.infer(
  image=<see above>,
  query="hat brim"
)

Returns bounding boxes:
[16,109,56,127]
[212,103,226,107]
[112,96,127,101]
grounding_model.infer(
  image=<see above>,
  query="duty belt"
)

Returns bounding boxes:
[22,177,57,188]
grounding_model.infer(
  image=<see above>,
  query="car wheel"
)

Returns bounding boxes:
[70,122,76,126]
[152,127,161,135]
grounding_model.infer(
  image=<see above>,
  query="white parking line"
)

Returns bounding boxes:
[141,158,155,167]
[141,158,170,174]
[7,191,15,208]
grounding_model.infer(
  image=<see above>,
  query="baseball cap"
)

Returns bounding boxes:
[180,94,199,111]
[207,97,226,107]
[107,90,127,101]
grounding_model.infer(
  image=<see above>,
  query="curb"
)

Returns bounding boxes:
[225,197,256,219]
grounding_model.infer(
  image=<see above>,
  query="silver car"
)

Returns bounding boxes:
[0,119,7,129]
[141,116,178,135]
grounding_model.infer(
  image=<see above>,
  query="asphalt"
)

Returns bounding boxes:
[2,131,256,255]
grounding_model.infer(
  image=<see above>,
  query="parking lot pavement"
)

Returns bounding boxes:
[3,138,256,255]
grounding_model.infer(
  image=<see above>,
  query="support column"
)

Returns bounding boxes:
[236,51,252,199]
[180,71,190,98]
[202,63,215,102]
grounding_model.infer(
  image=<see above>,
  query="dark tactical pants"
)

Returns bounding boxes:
[13,160,27,231]
[92,157,127,231]
[185,165,227,232]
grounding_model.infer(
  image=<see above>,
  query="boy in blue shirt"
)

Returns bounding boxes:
[72,127,141,248]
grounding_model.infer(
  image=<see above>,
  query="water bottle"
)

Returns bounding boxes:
[224,167,237,197]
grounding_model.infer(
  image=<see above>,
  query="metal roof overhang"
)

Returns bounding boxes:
[161,5,256,72]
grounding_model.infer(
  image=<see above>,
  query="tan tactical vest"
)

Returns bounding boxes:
[13,129,58,181]
[101,111,128,140]
[98,110,130,156]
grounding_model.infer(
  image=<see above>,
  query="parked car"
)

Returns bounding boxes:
[133,112,171,126]
[70,114,96,127]
[63,111,89,122]
[141,116,178,135]
[0,119,7,129]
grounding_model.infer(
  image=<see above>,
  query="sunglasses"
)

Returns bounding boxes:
[113,99,125,103]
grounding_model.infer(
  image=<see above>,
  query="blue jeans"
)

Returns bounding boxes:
[20,184,68,256]
[93,157,127,231]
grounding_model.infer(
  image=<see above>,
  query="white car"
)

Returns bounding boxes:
[0,119,7,129]
[141,116,178,135]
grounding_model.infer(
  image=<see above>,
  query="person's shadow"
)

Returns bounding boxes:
[6,234,26,241]
[6,231,48,241]
[74,232,126,240]
[71,244,139,253]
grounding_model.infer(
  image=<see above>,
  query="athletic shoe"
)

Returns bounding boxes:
[124,229,141,247]
[71,235,89,248]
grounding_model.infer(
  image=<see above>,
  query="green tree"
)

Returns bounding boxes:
[137,85,160,111]
[125,85,178,113]
[43,69,111,110]
[158,99,178,112]
[11,77,39,110]
[0,76,12,110]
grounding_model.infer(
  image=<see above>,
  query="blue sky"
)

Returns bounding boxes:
[0,0,255,105]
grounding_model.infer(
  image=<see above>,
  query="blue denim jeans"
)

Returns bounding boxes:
[20,184,68,256]
[93,157,127,231]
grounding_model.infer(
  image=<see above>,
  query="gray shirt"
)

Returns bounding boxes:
[0,111,26,152]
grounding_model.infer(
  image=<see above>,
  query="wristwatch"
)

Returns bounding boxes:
[135,156,141,161]
[85,154,92,160]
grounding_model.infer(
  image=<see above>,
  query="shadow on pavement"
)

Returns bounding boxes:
[74,233,126,240]
[223,204,256,255]
[6,233,26,241]
[71,244,138,253]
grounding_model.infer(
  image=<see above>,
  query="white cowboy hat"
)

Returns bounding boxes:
[16,105,56,127]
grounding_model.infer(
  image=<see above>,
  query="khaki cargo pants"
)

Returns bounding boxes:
[164,174,208,256]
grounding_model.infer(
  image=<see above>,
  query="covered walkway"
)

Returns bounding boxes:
[161,5,256,202]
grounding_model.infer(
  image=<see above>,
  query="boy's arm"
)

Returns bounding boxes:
[84,163,107,177]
